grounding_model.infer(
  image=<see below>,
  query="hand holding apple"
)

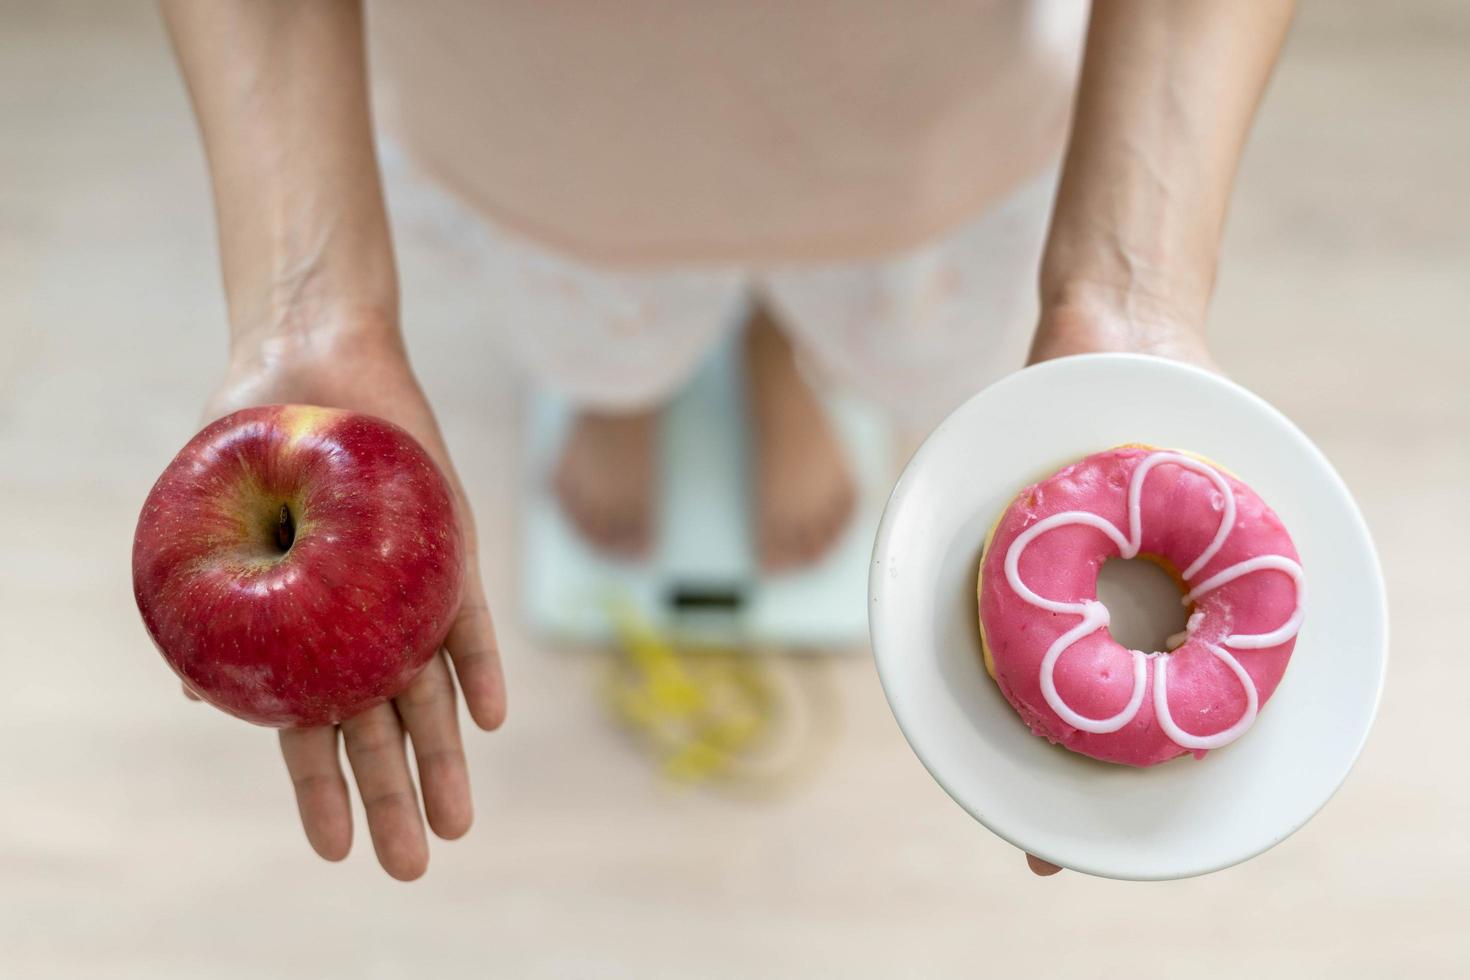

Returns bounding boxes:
[134,404,464,727]
[165,325,506,881]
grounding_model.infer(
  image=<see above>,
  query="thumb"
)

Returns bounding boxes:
[1026,854,1063,876]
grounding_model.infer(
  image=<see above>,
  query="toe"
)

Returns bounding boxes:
[605,515,642,557]
[759,520,791,571]
[828,485,856,545]
[799,523,824,564]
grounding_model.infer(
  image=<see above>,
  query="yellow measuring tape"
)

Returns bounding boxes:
[601,601,837,791]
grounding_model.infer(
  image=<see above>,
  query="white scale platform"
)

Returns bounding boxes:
[523,338,890,650]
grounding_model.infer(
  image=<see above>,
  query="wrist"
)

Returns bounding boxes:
[1041,278,1202,334]
[1032,280,1214,368]
[1039,225,1215,324]
[228,300,404,374]
[215,164,400,367]
[1040,173,1219,331]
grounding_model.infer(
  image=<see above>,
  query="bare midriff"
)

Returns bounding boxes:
[369,0,1083,265]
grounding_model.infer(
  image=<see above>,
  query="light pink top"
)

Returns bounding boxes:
[369,0,1083,265]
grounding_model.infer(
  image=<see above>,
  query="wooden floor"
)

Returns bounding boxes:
[1,3,1466,977]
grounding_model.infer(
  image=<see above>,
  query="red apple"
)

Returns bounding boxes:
[132,405,464,727]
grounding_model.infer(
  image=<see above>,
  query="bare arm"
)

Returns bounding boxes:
[1023,0,1291,876]
[1031,0,1294,365]
[161,0,505,882]
[161,0,395,352]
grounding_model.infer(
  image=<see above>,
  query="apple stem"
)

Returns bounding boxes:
[275,503,295,552]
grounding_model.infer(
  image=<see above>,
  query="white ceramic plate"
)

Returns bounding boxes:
[868,354,1387,880]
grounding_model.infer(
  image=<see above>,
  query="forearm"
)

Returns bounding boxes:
[1040,0,1293,332]
[161,0,397,356]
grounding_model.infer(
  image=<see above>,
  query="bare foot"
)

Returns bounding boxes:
[555,408,659,558]
[746,306,856,571]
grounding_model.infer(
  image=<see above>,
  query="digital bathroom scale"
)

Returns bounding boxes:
[523,335,890,650]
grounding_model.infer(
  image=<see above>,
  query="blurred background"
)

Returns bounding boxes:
[2,1,1467,977]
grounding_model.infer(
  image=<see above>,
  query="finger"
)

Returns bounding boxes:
[396,654,473,841]
[342,701,429,881]
[444,571,507,730]
[1026,854,1063,876]
[279,726,352,862]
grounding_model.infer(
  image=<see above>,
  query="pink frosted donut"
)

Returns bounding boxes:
[977,446,1305,767]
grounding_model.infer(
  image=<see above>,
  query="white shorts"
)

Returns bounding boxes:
[381,142,1056,431]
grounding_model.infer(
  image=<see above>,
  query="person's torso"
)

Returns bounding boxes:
[370,0,1085,265]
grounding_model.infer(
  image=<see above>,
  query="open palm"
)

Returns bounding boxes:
[197,330,506,880]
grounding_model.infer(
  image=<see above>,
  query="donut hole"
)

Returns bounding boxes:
[1097,556,1191,654]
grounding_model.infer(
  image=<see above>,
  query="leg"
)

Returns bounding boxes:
[400,198,744,561]
[555,406,660,558]
[759,166,1057,434]
[745,303,856,571]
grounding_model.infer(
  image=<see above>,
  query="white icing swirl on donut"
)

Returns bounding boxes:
[1001,451,1305,751]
